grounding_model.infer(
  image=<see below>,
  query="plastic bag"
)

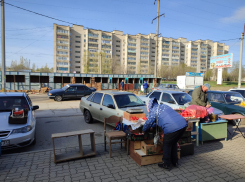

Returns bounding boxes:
[207,107,214,114]
[185,105,208,118]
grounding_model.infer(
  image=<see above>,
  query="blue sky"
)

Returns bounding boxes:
[1,0,245,69]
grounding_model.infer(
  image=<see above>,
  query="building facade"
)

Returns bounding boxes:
[54,24,229,74]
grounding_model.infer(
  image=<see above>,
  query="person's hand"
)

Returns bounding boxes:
[206,104,211,108]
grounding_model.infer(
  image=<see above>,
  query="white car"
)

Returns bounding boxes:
[139,90,191,109]
[0,92,39,150]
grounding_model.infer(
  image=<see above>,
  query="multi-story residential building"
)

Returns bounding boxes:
[54,24,229,74]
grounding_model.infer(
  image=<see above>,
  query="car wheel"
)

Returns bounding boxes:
[84,110,93,123]
[232,113,245,126]
[55,95,63,102]
[31,131,36,145]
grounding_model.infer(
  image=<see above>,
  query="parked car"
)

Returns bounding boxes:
[229,88,245,98]
[139,90,191,109]
[152,83,185,92]
[80,91,147,123]
[0,92,39,150]
[47,84,96,101]
[188,90,245,125]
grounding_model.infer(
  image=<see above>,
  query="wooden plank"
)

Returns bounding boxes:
[191,132,199,135]
[55,151,83,163]
[219,114,245,120]
[78,135,83,157]
[134,141,141,150]
[52,129,95,138]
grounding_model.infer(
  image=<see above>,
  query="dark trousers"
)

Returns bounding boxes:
[162,127,187,166]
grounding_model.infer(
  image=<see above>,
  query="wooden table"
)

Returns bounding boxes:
[219,115,245,139]
[51,129,96,163]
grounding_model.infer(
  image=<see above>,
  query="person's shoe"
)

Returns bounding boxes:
[158,163,170,170]
[172,163,179,168]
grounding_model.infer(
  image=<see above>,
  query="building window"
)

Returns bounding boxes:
[75,51,80,53]
[116,45,120,47]
[75,46,80,48]
[75,56,80,58]
[116,50,120,52]
[75,66,80,68]
[116,40,120,43]
[76,36,81,38]
[152,51,155,54]
[75,61,80,63]
[75,41,80,43]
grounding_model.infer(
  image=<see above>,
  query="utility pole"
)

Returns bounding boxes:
[154,0,160,78]
[1,0,5,92]
[238,32,244,88]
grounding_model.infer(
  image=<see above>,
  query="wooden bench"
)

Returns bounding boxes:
[51,129,96,163]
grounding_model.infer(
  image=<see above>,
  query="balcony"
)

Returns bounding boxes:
[88,38,98,43]
[141,43,149,47]
[201,44,207,47]
[172,46,179,50]
[57,41,69,45]
[102,35,112,40]
[191,49,198,52]
[141,39,149,42]
[172,52,179,55]
[192,45,198,48]
[162,41,170,45]
[101,40,111,45]
[101,45,111,49]
[128,43,136,47]
[162,46,170,49]
[88,33,99,38]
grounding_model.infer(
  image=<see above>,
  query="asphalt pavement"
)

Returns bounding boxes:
[2,94,113,154]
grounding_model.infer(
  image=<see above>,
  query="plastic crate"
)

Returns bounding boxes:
[126,130,148,141]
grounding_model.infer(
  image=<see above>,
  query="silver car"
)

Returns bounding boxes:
[152,83,185,92]
[0,93,39,150]
[80,91,147,123]
[139,90,191,109]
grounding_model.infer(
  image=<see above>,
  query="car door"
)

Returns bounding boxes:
[63,86,77,99]
[89,93,103,121]
[76,86,85,98]
[208,92,227,114]
[100,94,117,121]
[84,86,92,96]
[160,93,178,109]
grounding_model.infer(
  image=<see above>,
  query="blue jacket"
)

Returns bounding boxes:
[143,82,148,89]
[143,98,187,134]
[120,81,124,87]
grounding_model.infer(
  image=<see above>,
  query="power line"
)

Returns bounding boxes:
[4,2,73,25]
[6,26,53,31]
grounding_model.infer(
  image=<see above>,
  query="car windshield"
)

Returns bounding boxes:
[62,85,69,91]
[172,93,192,105]
[114,94,145,108]
[0,96,30,112]
[224,93,245,104]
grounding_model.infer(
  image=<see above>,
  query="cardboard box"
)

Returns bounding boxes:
[141,140,163,155]
[124,112,145,122]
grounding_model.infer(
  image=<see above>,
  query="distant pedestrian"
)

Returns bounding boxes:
[143,81,148,94]
[120,80,124,91]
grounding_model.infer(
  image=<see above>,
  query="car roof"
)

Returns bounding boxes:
[153,90,185,94]
[229,88,245,90]
[95,91,135,95]
[0,92,26,97]
[208,90,238,94]
[67,84,86,87]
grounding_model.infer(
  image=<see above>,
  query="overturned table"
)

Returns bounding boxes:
[52,129,96,163]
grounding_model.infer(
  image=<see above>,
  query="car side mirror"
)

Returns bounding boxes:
[32,105,39,110]
[107,104,115,109]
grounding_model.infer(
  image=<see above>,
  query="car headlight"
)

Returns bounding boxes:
[49,93,52,95]
[12,125,33,134]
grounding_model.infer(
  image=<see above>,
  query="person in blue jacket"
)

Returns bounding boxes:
[143,81,148,94]
[143,98,187,170]
[120,80,124,91]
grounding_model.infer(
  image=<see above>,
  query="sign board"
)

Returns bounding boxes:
[217,68,223,85]
[186,72,204,77]
[73,71,76,73]
[210,53,233,69]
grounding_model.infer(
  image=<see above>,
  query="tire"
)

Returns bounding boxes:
[31,130,36,145]
[232,113,245,126]
[55,95,63,102]
[84,110,93,123]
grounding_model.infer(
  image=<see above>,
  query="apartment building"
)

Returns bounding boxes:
[54,24,229,74]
